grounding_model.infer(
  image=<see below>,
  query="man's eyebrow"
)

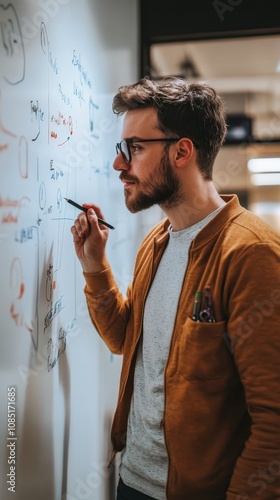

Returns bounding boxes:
[123,136,144,142]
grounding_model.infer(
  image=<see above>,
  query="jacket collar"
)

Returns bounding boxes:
[154,194,245,250]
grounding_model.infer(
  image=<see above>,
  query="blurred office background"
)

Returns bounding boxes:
[140,0,280,232]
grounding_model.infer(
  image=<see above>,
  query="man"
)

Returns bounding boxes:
[71,77,280,499]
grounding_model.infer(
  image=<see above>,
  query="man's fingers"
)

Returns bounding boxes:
[71,225,83,242]
[72,212,90,237]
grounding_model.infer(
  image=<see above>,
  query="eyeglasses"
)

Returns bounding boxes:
[115,137,180,164]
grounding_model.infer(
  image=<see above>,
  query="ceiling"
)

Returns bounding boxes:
[150,34,280,95]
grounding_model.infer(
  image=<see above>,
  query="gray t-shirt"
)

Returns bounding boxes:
[120,208,222,499]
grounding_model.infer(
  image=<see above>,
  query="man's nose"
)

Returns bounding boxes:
[113,153,130,171]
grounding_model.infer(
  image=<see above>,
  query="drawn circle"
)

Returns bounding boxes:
[9,257,24,298]
[39,182,46,210]
[1,4,26,84]
[40,22,49,55]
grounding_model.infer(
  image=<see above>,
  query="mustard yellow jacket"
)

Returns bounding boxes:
[84,195,280,499]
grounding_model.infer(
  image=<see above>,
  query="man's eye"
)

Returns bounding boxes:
[130,144,142,153]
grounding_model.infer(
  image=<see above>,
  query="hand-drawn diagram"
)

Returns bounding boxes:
[0,2,141,500]
[9,234,39,351]
[1,195,31,224]
[51,111,73,146]
[30,100,45,141]
[0,3,25,84]
[0,1,129,378]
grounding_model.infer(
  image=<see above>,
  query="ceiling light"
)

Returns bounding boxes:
[250,173,280,186]
[248,157,280,173]
[250,202,280,215]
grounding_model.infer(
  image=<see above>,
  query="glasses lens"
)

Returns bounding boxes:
[120,140,130,163]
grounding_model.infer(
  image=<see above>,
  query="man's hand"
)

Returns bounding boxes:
[71,203,110,273]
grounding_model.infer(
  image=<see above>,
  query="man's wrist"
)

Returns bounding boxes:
[81,258,109,274]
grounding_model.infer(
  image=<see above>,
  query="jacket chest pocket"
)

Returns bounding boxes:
[177,318,234,380]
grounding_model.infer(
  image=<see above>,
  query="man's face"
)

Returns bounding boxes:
[113,107,183,213]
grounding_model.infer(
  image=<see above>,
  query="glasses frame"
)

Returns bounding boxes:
[115,137,181,164]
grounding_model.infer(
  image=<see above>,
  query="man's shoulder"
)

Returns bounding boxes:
[230,209,280,246]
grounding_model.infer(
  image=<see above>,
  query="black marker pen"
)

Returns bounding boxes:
[64,198,115,230]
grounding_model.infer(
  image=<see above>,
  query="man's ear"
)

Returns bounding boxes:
[174,138,194,167]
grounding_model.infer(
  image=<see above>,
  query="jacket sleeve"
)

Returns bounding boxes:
[226,242,280,499]
[82,219,166,356]
[83,266,132,355]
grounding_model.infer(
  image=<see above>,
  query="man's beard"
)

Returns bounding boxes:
[121,152,183,213]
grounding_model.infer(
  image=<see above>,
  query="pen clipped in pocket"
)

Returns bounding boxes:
[192,286,215,323]
[178,318,233,381]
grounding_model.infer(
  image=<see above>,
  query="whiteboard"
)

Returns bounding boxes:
[0,1,163,499]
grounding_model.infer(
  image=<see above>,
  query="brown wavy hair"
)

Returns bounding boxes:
[112,76,227,180]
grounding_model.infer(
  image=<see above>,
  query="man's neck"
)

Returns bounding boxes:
[162,183,226,231]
